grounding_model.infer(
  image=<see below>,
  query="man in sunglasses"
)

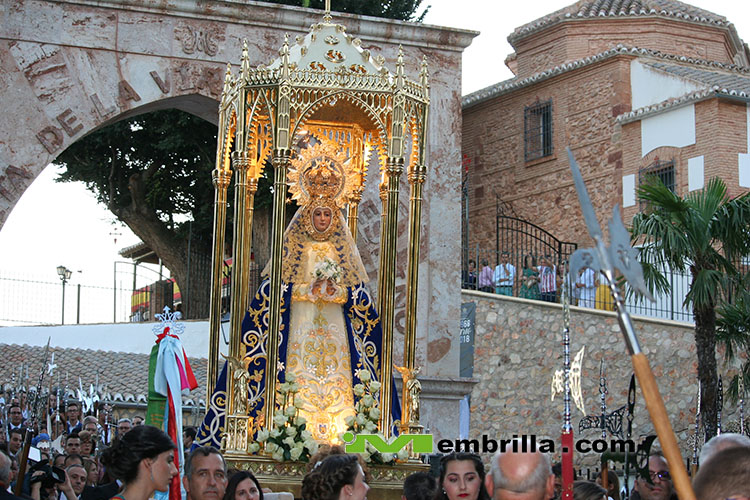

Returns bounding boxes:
[633,453,674,500]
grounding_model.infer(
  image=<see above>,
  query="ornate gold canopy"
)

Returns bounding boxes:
[206,6,430,457]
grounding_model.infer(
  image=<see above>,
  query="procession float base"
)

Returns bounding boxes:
[226,454,430,500]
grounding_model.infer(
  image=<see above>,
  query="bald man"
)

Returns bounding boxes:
[485,438,555,500]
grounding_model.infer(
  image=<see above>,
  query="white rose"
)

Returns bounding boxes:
[369,381,381,392]
[361,450,371,462]
[270,428,282,438]
[295,416,307,426]
[381,452,394,462]
[304,439,319,453]
[256,429,270,442]
[265,442,278,452]
[285,372,297,383]
[283,436,296,447]
[273,414,288,427]
[397,448,409,461]
[285,406,296,417]
[344,415,356,427]
[356,414,366,425]
[248,442,260,453]
[285,426,297,437]
[289,382,299,392]
[361,395,374,408]
[293,398,305,409]
[353,384,365,397]
[301,430,312,440]
[289,447,303,460]
[364,420,377,432]
[369,407,381,420]
[359,370,371,382]
[279,382,290,394]
[272,449,284,461]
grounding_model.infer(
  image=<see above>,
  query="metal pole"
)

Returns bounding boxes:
[61,279,66,325]
[113,262,117,323]
[76,284,81,324]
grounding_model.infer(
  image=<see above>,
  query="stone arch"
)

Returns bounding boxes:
[0,0,475,385]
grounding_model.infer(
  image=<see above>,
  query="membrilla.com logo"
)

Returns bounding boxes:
[342,432,434,454]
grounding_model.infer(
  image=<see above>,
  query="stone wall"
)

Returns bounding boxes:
[463,290,743,466]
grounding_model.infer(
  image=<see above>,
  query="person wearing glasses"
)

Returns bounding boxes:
[632,453,673,500]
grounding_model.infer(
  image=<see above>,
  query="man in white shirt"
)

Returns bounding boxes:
[575,267,596,308]
[493,252,515,296]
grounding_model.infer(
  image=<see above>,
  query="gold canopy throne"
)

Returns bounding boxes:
[204,3,430,456]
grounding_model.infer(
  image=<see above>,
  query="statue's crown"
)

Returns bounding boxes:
[303,157,343,199]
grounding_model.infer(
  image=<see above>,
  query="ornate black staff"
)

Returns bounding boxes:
[623,374,636,500]
[691,382,701,475]
[716,376,723,435]
[566,148,695,500]
[15,338,51,496]
[560,272,574,500]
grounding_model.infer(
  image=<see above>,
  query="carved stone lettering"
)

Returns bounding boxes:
[56,109,83,137]
[5,165,34,180]
[150,70,171,94]
[174,24,219,56]
[174,63,223,97]
[90,93,116,118]
[0,179,13,201]
[36,125,64,154]
[118,79,141,104]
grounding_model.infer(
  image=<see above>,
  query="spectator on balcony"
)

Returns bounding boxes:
[493,252,515,296]
[575,267,596,308]
[477,260,494,293]
[462,260,477,289]
[538,255,557,303]
[519,255,540,300]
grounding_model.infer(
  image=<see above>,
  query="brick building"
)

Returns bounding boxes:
[462,0,750,263]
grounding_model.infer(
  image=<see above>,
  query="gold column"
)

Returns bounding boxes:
[263,149,291,430]
[376,179,388,315]
[378,157,404,438]
[229,152,251,362]
[347,187,363,243]
[207,167,232,402]
[401,163,426,433]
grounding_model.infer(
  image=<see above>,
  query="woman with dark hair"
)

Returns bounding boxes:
[434,452,490,500]
[99,425,177,500]
[573,480,607,500]
[301,454,368,500]
[519,255,540,300]
[223,471,263,500]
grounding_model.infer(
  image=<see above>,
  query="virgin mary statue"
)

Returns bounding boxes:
[197,140,399,447]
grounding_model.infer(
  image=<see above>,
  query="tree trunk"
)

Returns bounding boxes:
[111,170,212,319]
[694,304,718,442]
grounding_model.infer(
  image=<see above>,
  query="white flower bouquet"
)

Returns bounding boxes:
[254,372,318,462]
[341,369,408,464]
[312,257,342,283]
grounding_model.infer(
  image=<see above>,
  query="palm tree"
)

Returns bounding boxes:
[630,176,750,440]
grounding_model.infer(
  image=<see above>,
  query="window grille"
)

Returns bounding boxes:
[524,100,553,162]
[639,158,676,192]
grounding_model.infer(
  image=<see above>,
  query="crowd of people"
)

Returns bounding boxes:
[463,254,613,311]
[2,394,749,500]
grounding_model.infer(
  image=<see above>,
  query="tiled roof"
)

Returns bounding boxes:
[509,0,730,43]
[462,45,750,109]
[0,343,207,408]
[644,61,750,95]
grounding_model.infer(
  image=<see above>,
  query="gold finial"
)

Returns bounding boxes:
[323,0,332,23]
[223,62,232,94]
[241,40,250,78]
[420,55,430,90]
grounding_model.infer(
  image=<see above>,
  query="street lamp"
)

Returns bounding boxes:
[57,265,72,324]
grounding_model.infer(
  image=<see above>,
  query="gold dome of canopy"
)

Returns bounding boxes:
[265,15,390,78]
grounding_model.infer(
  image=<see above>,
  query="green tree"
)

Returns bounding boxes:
[630,177,750,440]
[56,110,223,319]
